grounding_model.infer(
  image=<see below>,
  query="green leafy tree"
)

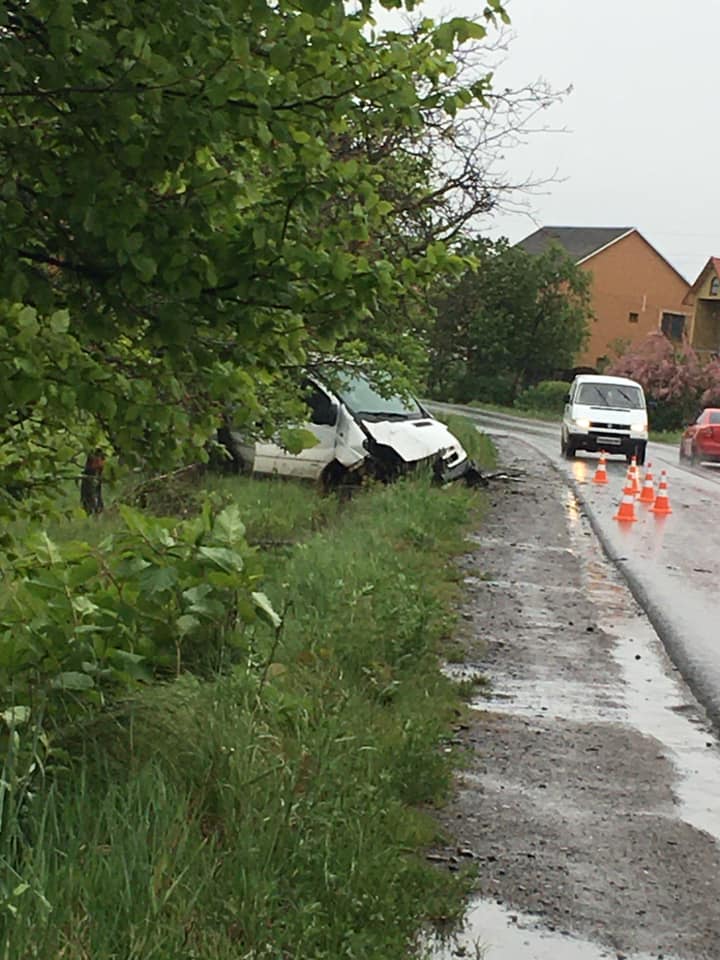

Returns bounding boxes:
[428,238,592,402]
[0,0,511,515]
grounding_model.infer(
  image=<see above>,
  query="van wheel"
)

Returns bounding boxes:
[635,445,646,467]
[320,460,347,491]
[321,461,360,497]
[564,441,576,460]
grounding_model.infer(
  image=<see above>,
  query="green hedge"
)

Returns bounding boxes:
[515,380,570,412]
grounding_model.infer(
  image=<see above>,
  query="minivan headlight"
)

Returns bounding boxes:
[572,418,591,429]
[630,421,647,433]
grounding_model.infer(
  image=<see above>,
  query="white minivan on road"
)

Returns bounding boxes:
[561,374,648,464]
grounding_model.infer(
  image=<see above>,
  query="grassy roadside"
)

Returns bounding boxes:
[1,422,495,959]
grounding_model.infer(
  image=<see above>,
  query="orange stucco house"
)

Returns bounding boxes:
[517,226,691,370]
[683,257,720,357]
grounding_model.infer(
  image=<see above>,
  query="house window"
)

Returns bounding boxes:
[711,277,720,296]
[661,311,686,341]
[628,311,639,323]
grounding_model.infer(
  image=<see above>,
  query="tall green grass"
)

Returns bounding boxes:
[1,454,492,959]
[440,414,497,468]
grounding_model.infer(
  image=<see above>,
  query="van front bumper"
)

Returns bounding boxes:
[570,431,646,455]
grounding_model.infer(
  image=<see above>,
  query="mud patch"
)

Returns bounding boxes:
[432,439,720,960]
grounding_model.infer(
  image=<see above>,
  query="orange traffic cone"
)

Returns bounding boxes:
[623,461,634,494]
[614,484,638,522]
[651,470,672,515]
[628,456,642,495]
[638,462,655,504]
[592,452,609,485]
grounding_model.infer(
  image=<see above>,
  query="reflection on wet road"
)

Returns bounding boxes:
[428,438,720,960]
[563,489,720,844]
[429,402,720,730]
[426,898,662,960]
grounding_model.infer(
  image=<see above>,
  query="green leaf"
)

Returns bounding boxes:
[176,614,200,636]
[252,591,282,628]
[1,706,31,728]
[71,594,100,618]
[108,649,152,681]
[212,504,246,545]
[130,254,158,281]
[16,306,37,329]
[49,309,70,333]
[138,565,179,594]
[278,427,319,455]
[270,44,292,71]
[197,546,244,574]
[51,672,95,691]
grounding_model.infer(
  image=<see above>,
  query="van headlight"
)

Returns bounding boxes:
[572,418,591,429]
[630,421,647,433]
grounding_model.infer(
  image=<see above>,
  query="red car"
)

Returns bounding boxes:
[679,408,720,464]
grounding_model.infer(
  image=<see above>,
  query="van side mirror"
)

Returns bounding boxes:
[564,394,570,404]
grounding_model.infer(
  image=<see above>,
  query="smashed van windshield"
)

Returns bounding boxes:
[577,383,644,410]
[335,373,424,419]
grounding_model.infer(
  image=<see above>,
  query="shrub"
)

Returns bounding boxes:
[0,503,279,738]
[460,372,516,405]
[701,355,720,408]
[515,380,571,413]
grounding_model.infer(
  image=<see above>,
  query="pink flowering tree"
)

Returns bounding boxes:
[607,333,719,431]
[701,356,720,407]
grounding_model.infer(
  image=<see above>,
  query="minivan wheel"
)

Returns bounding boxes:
[564,440,576,460]
[635,445,646,467]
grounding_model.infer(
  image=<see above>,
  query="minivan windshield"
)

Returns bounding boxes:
[576,383,645,410]
[335,373,424,420]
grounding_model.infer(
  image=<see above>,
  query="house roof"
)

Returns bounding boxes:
[685,256,720,299]
[516,226,634,264]
[517,225,690,286]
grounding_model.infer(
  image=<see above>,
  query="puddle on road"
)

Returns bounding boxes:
[435,490,720,960]
[424,898,669,960]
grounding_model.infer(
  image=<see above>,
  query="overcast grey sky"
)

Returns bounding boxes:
[443,0,719,281]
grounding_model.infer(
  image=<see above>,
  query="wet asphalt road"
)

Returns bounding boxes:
[431,402,720,730]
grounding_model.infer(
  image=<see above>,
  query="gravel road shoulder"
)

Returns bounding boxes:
[429,437,720,960]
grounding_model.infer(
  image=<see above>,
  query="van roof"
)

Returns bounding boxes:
[573,375,642,388]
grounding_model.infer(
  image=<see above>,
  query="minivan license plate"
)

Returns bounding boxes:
[597,436,621,445]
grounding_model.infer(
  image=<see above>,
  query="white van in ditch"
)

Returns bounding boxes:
[221,370,477,486]
[561,374,648,464]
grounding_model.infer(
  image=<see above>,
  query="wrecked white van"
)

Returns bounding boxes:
[222,371,476,486]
